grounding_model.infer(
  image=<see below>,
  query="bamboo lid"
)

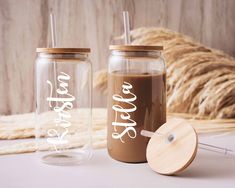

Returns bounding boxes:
[109,45,163,51]
[146,118,198,175]
[36,48,91,53]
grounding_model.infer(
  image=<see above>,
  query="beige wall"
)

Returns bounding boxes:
[0,0,235,115]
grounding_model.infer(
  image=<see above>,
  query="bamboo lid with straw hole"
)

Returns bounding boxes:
[145,118,198,175]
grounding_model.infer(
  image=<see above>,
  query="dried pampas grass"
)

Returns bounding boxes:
[94,27,235,119]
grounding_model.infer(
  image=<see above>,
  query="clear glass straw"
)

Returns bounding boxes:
[141,130,235,158]
[123,11,131,44]
[123,11,130,71]
[50,12,58,104]
[50,13,57,47]
[198,142,235,157]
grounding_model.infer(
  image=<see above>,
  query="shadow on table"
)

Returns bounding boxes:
[177,151,235,179]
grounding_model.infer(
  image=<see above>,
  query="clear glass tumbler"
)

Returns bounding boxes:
[35,48,92,165]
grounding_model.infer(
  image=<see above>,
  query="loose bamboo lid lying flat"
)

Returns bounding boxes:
[146,118,198,175]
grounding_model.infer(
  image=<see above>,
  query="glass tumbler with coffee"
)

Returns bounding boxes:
[107,45,166,163]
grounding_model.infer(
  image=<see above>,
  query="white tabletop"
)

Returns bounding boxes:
[0,135,235,188]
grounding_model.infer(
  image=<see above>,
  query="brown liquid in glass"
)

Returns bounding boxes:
[107,70,166,163]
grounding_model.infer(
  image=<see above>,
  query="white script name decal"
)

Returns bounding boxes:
[46,72,75,151]
[112,81,137,143]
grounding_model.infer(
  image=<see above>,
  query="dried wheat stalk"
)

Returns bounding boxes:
[94,27,235,119]
[1,109,235,155]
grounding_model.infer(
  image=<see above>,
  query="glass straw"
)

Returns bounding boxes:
[50,13,57,47]
[123,11,130,71]
[141,130,235,158]
[123,11,131,44]
[50,12,58,104]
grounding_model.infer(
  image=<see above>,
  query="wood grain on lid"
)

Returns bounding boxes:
[146,118,198,175]
[109,45,163,51]
[36,48,91,53]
